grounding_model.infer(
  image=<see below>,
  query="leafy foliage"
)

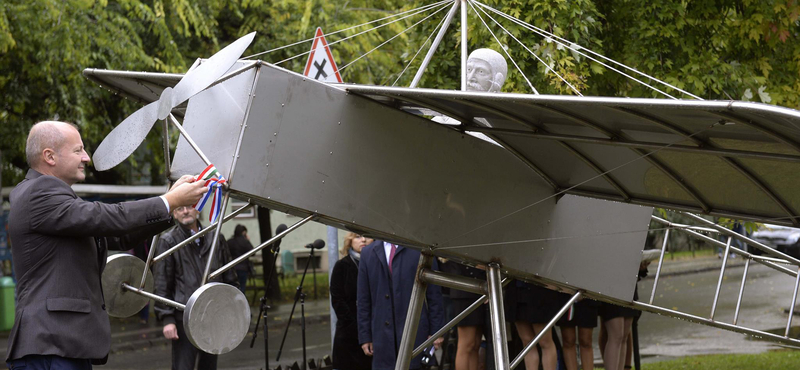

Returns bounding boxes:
[0,0,240,185]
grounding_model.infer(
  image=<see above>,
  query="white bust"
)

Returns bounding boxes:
[431,49,507,146]
[466,48,508,93]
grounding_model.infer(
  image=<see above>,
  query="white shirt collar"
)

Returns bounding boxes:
[383,242,395,263]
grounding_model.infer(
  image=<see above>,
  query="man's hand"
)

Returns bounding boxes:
[169,175,196,191]
[163,323,179,340]
[432,336,444,350]
[164,177,208,210]
[361,342,373,356]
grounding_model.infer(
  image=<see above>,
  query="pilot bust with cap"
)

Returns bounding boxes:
[433,48,508,143]
[466,48,508,93]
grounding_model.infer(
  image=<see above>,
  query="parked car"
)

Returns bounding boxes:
[750,224,800,258]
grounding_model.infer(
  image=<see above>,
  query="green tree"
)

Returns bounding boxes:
[592,0,800,104]
[0,0,242,186]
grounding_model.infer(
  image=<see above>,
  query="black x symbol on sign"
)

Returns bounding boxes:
[314,59,328,80]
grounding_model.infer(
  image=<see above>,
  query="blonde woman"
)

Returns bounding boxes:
[330,233,373,370]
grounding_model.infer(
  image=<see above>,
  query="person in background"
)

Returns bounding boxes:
[599,260,648,370]
[228,224,255,294]
[505,281,560,370]
[557,296,599,370]
[451,263,487,370]
[154,206,238,370]
[357,240,445,370]
[330,233,373,370]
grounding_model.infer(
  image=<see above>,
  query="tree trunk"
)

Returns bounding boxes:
[257,206,281,301]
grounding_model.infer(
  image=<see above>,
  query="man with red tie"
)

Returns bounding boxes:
[356,240,444,370]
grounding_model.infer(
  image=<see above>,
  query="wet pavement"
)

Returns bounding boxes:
[636,259,799,362]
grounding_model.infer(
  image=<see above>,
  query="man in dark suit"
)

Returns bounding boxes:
[6,121,207,369]
[356,240,444,370]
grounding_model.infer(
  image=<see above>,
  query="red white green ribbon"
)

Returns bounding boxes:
[193,164,227,223]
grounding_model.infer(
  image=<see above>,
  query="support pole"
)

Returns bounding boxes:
[210,214,315,280]
[419,268,486,295]
[153,202,252,263]
[460,0,468,91]
[649,228,670,304]
[395,253,433,370]
[201,192,231,285]
[168,114,212,167]
[733,258,750,325]
[487,263,509,370]
[710,236,732,320]
[410,0,460,88]
[122,283,186,311]
[139,233,161,290]
[413,277,509,357]
[162,120,171,179]
[683,212,800,266]
[786,266,800,337]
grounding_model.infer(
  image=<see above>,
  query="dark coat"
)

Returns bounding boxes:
[153,222,238,326]
[227,235,254,273]
[6,169,172,362]
[357,241,444,370]
[330,253,372,370]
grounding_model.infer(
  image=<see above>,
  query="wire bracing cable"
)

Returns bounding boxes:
[243,0,450,60]
[470,0,582,96]
[473,0,700,100]
[271,1,451,67]
[338,2,451,73]
[391,7,450,86]
[467,0,539,94]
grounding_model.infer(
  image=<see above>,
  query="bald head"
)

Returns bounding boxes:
[26,121,77,168]
[26,121,89,185]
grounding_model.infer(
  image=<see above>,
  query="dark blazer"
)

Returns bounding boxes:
[330,253,372,370]
[6,169,172,362]
[356,241,444,370]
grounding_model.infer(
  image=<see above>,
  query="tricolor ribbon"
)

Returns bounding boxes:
[193,164,227,223]
[567,304,575,321]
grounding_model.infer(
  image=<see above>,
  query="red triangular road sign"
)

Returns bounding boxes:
[303,27,343,83]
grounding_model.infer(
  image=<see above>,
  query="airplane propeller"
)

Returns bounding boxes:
[92,32,256,171]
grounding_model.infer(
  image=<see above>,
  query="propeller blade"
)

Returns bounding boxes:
[170,32,256,108]
[93,101,159,171]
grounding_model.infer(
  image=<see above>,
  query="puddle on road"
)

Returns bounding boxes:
[748,326,800,341]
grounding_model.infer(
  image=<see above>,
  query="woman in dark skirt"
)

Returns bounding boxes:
[557,295,599,370]
[506,281,561,370]
[598,300,637,370]
[598,261,647,370]
[450,263,487,370]
[330,233,373,370]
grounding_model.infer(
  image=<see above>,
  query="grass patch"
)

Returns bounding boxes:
[618,350,800,370]
[663,248,716,260]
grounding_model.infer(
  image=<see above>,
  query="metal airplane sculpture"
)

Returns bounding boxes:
[84,1,800,368]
